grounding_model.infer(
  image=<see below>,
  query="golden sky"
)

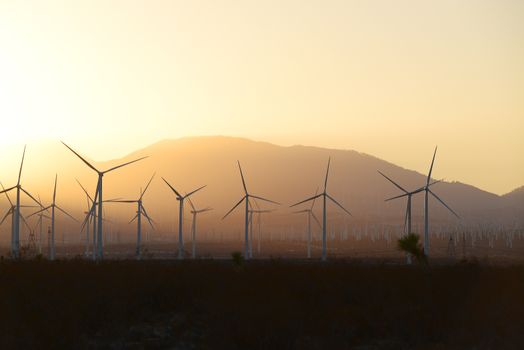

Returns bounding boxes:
[0,0,523,195]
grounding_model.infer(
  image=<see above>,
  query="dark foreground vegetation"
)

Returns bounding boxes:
[0,259,523,349]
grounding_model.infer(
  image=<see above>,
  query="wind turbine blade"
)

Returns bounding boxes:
[20,187,42,206]
[0,185,16,197]
[17,145,26,186]
[428,178,444,187]
[140,173,156,199]
[311,212,322,228]
[326,194,352,216]
[198,207,213,213]
[80,206,94,232]
[27,205,53,219]
[377,171,408,193]
[385,193,410,202]
[187,196,196,212]
[250,195,280,205]
[128,214,138,224]
[0,210,12,226]
[75,179,94,203]
[290,194,322,208]
[310,187,320,210]
[324,157,331,192]
[0,183,15,206]
[162,178,182,198]
[61,141,99,173]
[103,156,148,174]
[20,214,31,231]
[427,146,438,186]
[55,205,79,222]
[237,161,248,194]
[222,196,246,219]
[53,174,58,203]
[92,178,100,205]
[293,209,309,214]
[429,189,460,219]
[141,206,155,229]
[185,185,206,198]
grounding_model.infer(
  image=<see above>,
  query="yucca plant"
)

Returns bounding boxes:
[397,233,427,265]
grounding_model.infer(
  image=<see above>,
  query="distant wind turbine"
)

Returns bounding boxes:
[292,188,321,259]
[378,171,441,263]
[421,147,460,256]
[290,158,351,261]
[162,178,206,260]
[0,183,37,249]
[187,197,212,259]
[223,161,280,260]
[62,141,148,260]
[106,173,156,260]
[0,146,42,258]
[28,175,78,260]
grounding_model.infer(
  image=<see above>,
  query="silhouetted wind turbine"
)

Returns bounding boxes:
[0,183,37,251]
[378,171,441,263]
[62,141,147,260]
[187,197,212,259]
[420,147,460,256]
[379,171,444,233]
[292,188,321,259]
[162,178,206,260]
[28,175,78,260]
[290,158,351,261]
[223,161,280,260]
[106,174,156,260]
[0,146,42,258]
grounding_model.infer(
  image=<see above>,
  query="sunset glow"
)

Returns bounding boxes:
[0,0,522,195]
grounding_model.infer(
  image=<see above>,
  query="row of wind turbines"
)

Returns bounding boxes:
[0,142,459,262]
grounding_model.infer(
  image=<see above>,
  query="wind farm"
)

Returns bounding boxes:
[1,0,523,348]
[0,137,521,262]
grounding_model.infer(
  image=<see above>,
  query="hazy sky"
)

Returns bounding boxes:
[0,0,523,195]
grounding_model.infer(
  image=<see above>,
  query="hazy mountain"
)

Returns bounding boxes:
[0,136,521,240]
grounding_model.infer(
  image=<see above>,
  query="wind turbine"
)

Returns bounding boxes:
[0,185,37,250]
[292,188,321,259]
[62,142,147,260]
[421,147,460,256]
[379,171,443,235]
[106,174,156,260]
[290,158,351,261]
[28,175,78,260]
[162,178,206,260]
[0,146,42,258]
[223,161,280,260]
[378,170,443,263]
[187,197,212,259]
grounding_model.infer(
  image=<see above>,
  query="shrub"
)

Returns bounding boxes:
[397,233,427,265]
[231,252,244,267]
